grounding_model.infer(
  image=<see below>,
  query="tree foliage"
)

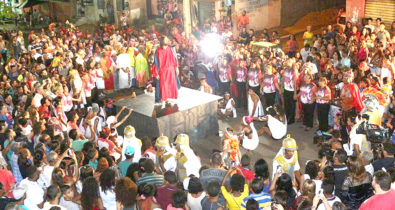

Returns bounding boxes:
[0,2,18,20]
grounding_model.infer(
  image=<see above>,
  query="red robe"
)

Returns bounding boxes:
[103,55,114,90]
[156,47,178,101]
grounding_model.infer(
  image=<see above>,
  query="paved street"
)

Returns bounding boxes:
[190,108,318,174]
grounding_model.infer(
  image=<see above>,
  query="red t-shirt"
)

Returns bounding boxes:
[237,166,255,182]
[0,169,16,198]
[359,189,395,210]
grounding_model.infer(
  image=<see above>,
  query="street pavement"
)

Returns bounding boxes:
[190,108,318,174]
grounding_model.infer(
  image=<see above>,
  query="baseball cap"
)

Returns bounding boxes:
[125,146,135,156]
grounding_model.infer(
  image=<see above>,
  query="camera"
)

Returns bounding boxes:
[356,119,390,144]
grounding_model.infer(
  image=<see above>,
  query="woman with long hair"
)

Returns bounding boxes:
[81,176,105,210]
[270,173,297,208]
[315,77,331,132]
[257,104,287,140]
[99,168,117,210]
[341,156,373,209]
[115,177,138,210]
[297,74,317,131]
[254,159,270,193]
[293,179,316,209]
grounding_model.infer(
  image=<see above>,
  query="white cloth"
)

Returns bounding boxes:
[182,147,202,177]
[99,187,117,210]
[122,136,142,162]
[242,122,259,151]
[94,68,105,89]
[272,148,301,179]
[267,115,287,140]
[248,94,264,117]
[37,165,54,189]
[32,93,43,108]
[349,123,365,154]
[59,196,80,210]
[316,196,341,210]
[19,179,45,210]
[365,164,374,177]
[43,202,67,210]
[187,192,206,210]
[117,53,134,88]
[220,98,237,118]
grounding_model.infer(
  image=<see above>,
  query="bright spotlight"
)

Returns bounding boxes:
[200,33,223,58]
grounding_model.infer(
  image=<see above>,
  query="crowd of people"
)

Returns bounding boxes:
[0,3,393,210]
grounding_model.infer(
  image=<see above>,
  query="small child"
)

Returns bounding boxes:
[59,185,80,209]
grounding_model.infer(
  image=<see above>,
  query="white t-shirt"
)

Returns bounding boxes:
[32,93,43,108]
[187,192,206,210]
[19,179,44,210]
[43,202,67,210]
[349,123,365,154]
[316,196,341,210]
[38,165,54,189]
[59,196,80,210]
[99,187,117,210]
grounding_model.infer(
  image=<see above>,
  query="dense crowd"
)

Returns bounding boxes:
[0,3,394,210]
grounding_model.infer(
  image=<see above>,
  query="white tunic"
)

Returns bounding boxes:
[242,122,259,151]
[268,115,287,140]
[116,53,132,89]
[122,136,142,162]
[248,94,264,117]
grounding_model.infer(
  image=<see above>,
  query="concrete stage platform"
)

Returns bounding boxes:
[113,87,222,141]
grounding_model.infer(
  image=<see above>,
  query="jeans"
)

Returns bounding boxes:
[154,78,161,103]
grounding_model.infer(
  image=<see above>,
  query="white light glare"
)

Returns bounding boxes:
[200,33,223,58]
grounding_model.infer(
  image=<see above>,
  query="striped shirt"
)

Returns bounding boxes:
[136,173,165,187]
[241,192,272,209]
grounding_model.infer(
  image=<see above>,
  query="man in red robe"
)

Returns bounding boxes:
[154,36,180,104]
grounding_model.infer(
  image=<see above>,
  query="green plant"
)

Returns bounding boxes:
[0,2,18,19]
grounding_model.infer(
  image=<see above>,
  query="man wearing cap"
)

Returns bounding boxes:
[272,135,301,183]
[119,145,135,177]
[373,143,395,172]
[121,125,141,162]
[155,135,177,173]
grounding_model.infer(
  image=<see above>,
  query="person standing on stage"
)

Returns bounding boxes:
[153,36,180,104]
[116,47,133,89]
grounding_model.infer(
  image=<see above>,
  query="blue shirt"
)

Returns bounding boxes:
[241,191,272,209]
[119,160,133,177]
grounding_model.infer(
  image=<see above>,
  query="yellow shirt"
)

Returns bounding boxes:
[52,57,61,67]
[303,31,314,46]
[221,184,249,210]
